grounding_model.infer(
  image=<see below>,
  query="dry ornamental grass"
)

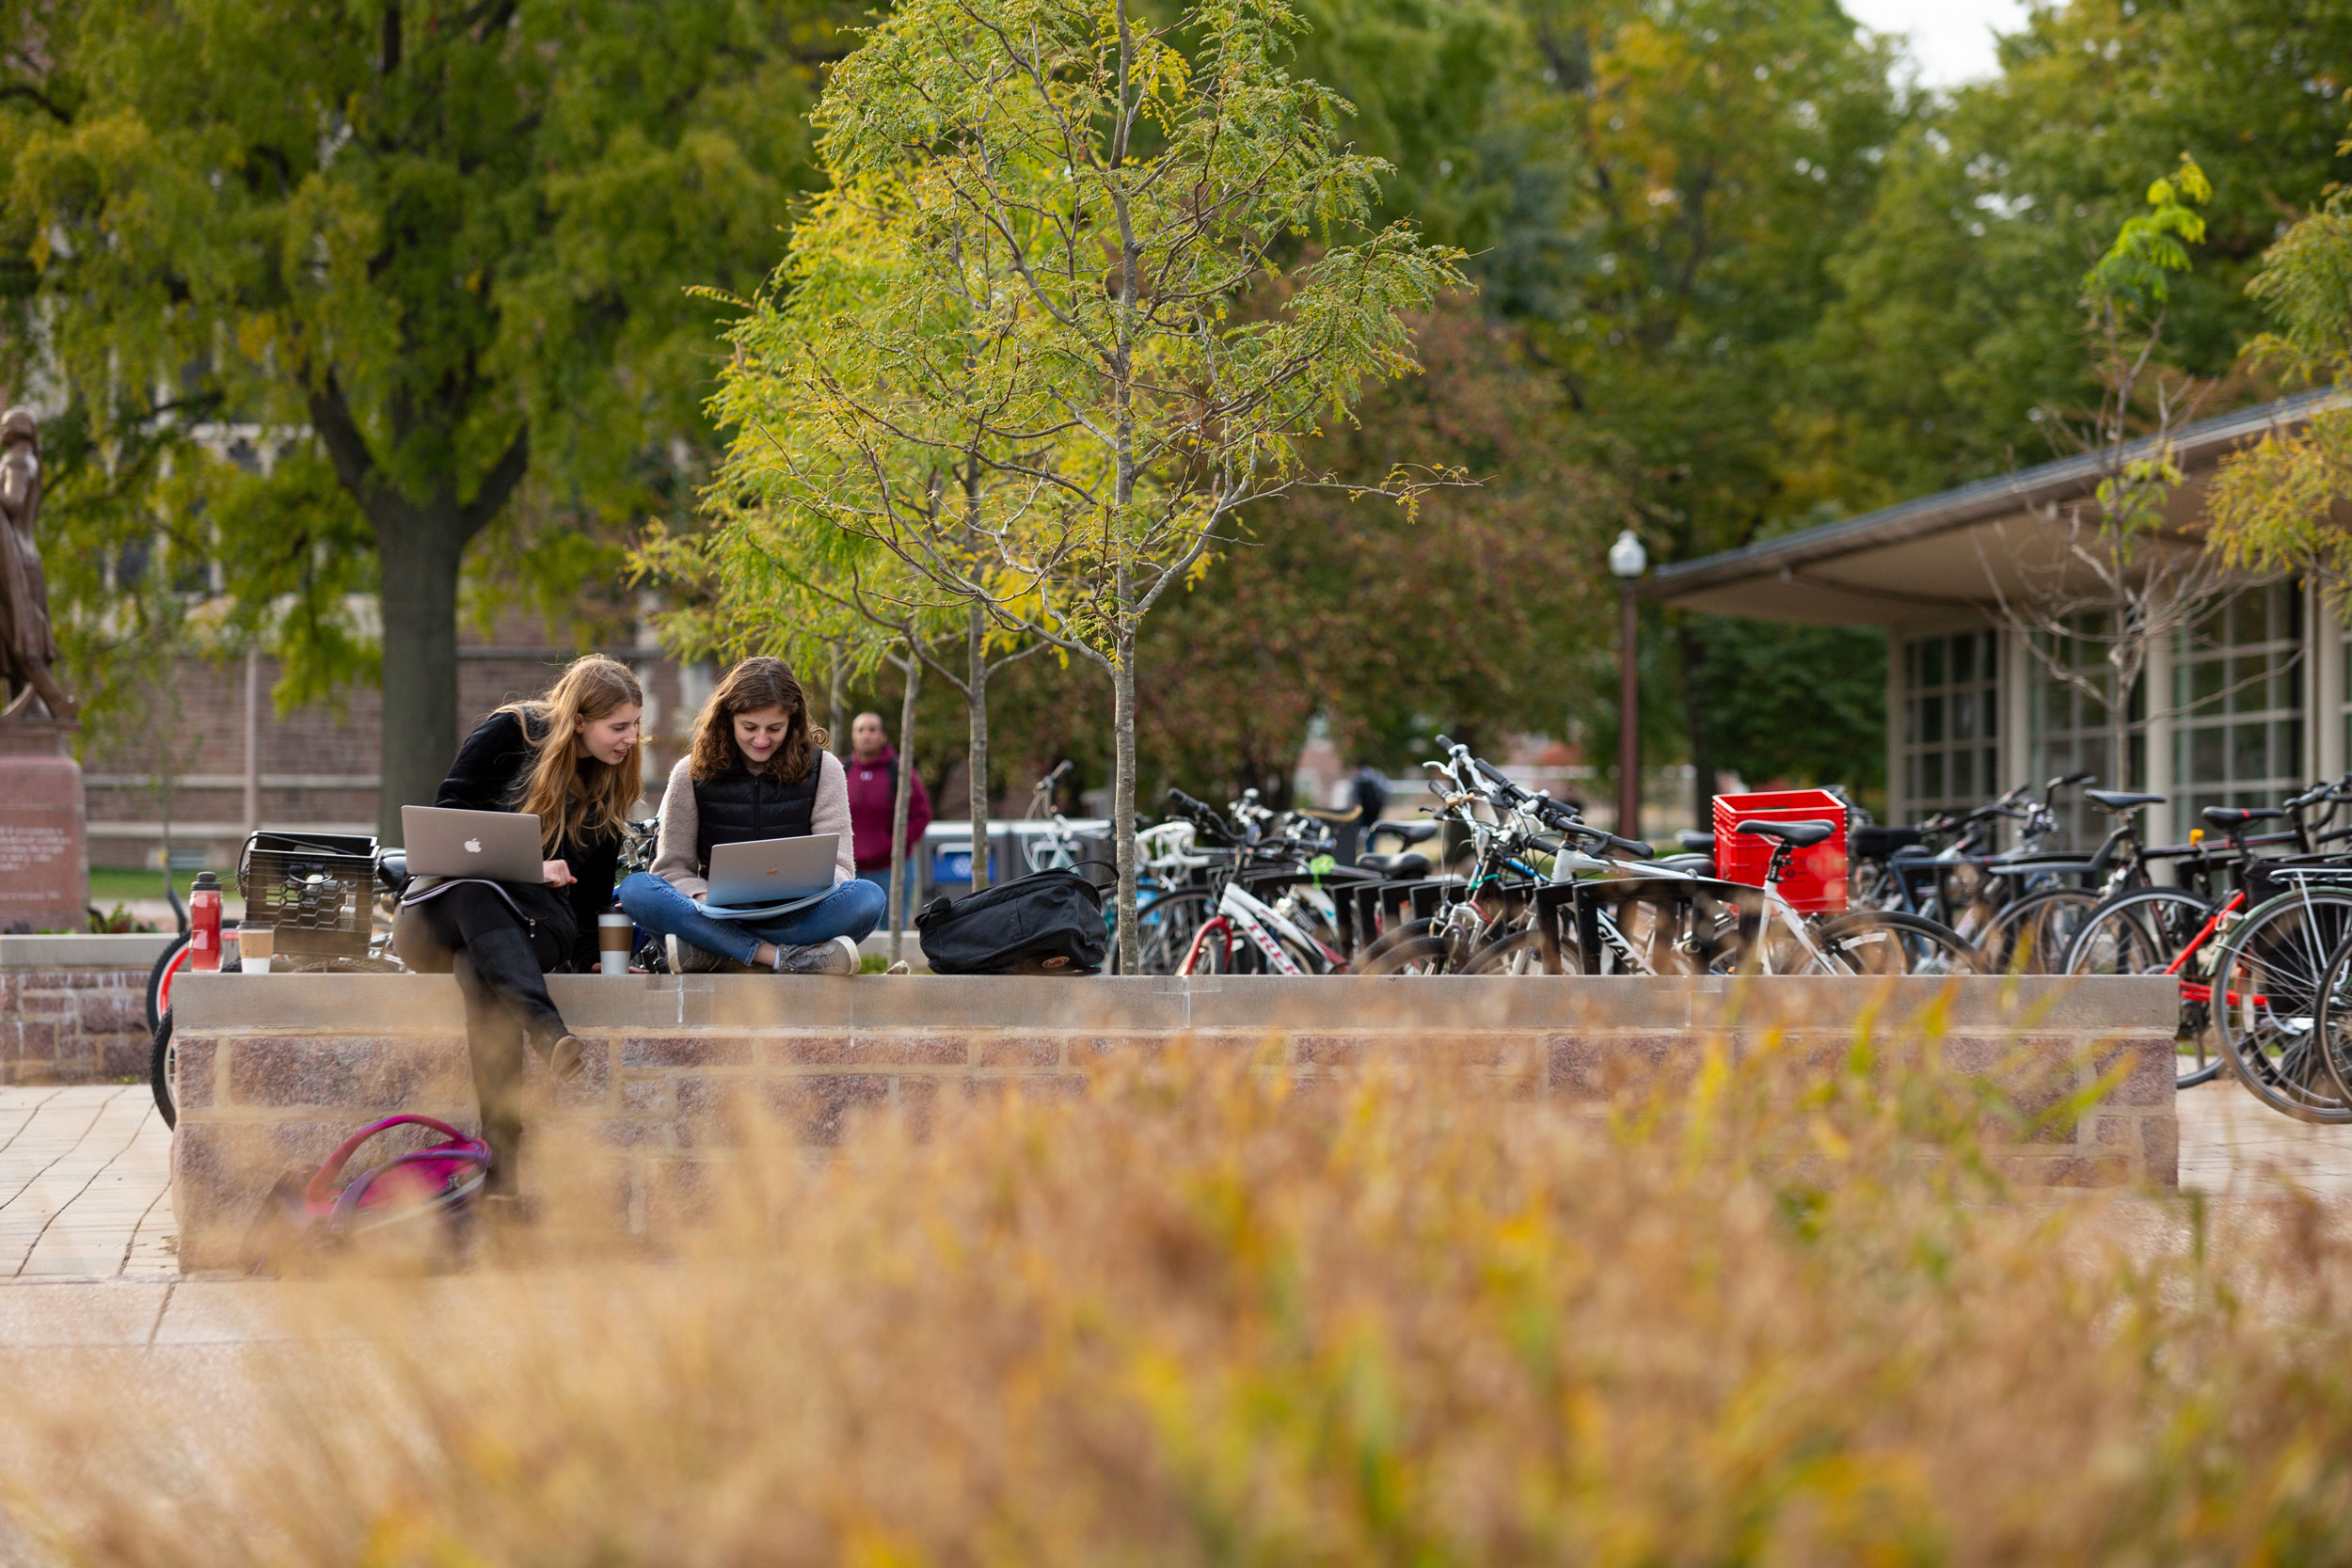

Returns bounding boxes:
[5,1022,2352,1565]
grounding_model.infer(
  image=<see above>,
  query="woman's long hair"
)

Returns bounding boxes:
[689,657,826,785]
[497,654,644,851]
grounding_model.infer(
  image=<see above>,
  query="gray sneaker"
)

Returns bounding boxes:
[665,934,729,974]
[773,935,860,975]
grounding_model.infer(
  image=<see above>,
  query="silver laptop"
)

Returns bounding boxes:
[706,834,839,908]
[401,805,548,882]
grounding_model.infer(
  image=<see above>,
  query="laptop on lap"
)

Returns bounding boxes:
[704,834,839,912]
[401,806,548,883]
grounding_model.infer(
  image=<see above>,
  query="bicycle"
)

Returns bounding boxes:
[2064,782,2352,1091]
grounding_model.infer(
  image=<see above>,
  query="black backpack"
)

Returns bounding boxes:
[915,867,1109,974]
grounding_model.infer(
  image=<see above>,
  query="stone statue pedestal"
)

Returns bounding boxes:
[0,719,86,932]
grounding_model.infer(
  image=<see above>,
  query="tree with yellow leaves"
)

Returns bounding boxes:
[693,0,1466,964]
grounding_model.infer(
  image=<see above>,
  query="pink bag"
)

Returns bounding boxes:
[242,1115,491,1275]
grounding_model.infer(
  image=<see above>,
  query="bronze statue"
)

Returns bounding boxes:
[0,407,74,723]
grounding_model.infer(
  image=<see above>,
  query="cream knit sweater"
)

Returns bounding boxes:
[650,751,856,902]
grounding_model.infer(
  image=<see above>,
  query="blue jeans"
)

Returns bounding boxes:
[616,873,886,968]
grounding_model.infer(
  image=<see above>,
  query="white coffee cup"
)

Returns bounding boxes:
[239,925,274,975]
[598,911,634,976]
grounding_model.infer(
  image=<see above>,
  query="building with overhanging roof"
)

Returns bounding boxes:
[1646,388,2346,846]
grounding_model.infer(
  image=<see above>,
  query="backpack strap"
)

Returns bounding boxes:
[302,1114,474,1207]
[326,1145,492,1229]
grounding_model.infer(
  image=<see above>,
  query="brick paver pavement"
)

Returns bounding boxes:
[0,1087,177,1281]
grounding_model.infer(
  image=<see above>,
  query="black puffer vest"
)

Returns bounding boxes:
[692,757,820,875]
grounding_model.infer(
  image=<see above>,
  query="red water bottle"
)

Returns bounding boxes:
[188,870,223,973]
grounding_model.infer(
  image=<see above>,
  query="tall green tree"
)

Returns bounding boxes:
[1507,0,1908,815]
[703,0,1464,964]
[0,0,836,832]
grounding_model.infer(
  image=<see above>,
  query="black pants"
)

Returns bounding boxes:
[392,882,573,1195]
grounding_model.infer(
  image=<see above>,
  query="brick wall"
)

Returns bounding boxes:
[78,611,699,867]
[167,974,2181,1271]
[0,936,174,1084]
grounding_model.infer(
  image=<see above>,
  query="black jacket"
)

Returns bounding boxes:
[691,758,819,873]
[436,708,624,972]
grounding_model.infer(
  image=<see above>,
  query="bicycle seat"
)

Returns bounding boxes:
[1657,853,1714,873]
[2201,806,2282,830]
[2086,789,2165,813]
[1356,851,1431,879]
[1736,818,1836,848]
[1676,830,1715,853]
[1367,820,1438,847]
[1849,824,1922,860]
[376,850,408,892]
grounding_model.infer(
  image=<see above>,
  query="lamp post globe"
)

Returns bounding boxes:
[1610,531,1645,840]
[1609,528,1647,580]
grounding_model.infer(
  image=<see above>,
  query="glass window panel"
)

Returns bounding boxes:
[1921,752,1944,801]
[1953,690,1976,741]
[1953,635,1975,684]
[1922,694,1944,744]
[2232,722,2267,782]
[1921,639,1945,688]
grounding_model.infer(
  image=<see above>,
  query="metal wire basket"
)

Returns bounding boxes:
[236,831,378,959]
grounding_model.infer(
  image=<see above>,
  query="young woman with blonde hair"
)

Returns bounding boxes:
[393,653,644,1195]
[618,656,883,973]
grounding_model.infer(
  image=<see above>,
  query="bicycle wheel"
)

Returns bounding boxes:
[1113,889,1214,975]
[2061,888,2220,1088]
[1983,887,2101,974]
[150,1011,176,1131]
[145,934,190,1036]
[2211,886,2352,1123]
[1359,934,1454,975]
[2313,929,2352,1105]
[1462,923,1577,975]
[1809,910,1985,976]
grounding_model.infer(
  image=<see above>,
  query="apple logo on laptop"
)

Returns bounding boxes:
[464,839,482,854]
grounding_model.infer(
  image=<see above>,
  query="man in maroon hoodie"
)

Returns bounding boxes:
[847,711,931,922]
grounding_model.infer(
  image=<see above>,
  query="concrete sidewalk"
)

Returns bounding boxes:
[0,1087,177,1281]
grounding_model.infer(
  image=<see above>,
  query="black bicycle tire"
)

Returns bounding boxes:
[2212,886,2352,1124]
[145,935,188,1037]
[2060,886,2219,1088]
[1358,934,1454,976]
[1461,924,1578,975]
[2315,927,2352,1105]
[1355,915,1436,970]
[1810,909,1985,977]
[149,1011,175,1131]
[1982,886,2102,974]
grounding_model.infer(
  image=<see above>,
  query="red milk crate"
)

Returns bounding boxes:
[1711,788,1850,914]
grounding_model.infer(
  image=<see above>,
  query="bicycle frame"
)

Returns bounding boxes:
[1178,879,1342,975]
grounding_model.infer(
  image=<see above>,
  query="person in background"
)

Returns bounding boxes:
[1343,761,1390,863]
[846,710,930,922]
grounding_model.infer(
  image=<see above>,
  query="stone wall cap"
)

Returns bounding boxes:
[0,931,178,970]
[170,971,2181,1033]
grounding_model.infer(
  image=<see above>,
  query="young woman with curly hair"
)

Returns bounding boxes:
[617,656,884,974]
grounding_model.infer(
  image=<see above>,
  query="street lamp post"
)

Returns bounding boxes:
[1608,529,1647,841]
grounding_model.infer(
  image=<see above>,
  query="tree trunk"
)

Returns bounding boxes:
[889,651,921,964]
[1113,634,1138,971]
[967,603,991,894]
[376,513,468,844]
[827,653,847,756]
[1679,621,1713,832]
